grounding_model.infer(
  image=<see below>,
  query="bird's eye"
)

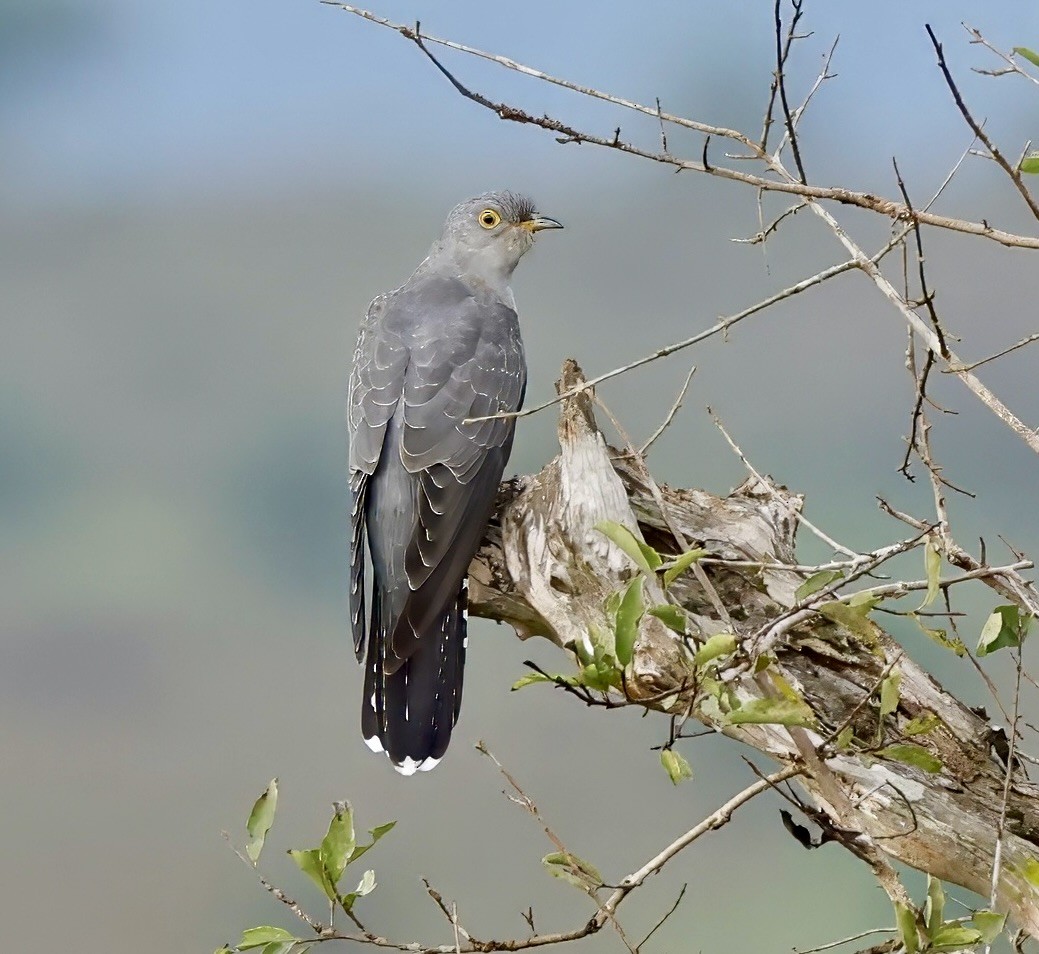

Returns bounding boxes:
[478,209,501,229]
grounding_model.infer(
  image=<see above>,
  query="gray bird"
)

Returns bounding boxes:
[348,192,563,775]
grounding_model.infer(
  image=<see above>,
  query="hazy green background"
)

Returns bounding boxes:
[4,1,1039,951]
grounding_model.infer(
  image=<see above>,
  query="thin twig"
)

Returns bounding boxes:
[926,24,1039,221]
[946,332,1039,372]
[636,883,687,952]
[732,200,806,244]
[773,0,808,182]
[778,34,840,160]
[819,651,905,753]
[967,24,1039,88]
[709,408,862,558]
[795,928,897,954]
[878,498,1039,617]
[224,832,326,935]
[639,363,696,455]
[596,392,733,628]
[321,3,1039,250]
[466,239,900,424]
[590,764,802,927]
[372,17,1039,452]
[988,649,1025,952]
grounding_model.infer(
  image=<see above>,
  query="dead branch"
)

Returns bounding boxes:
[468,362,1039,936]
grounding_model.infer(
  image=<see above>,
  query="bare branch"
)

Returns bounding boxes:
[709,408,862,559]
[321,3,1039,250]
[795,928,896,954]
[772,0,808,182]
[966,24,1039,89]
[926,24,1039,221]
[635,882,687,952]
[946,332,1039,372]
[638,363,696,455]
[467,242,893,424]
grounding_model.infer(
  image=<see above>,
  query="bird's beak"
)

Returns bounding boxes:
[521,215,564,233]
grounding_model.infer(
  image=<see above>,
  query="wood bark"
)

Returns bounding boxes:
[468,360,1039,936]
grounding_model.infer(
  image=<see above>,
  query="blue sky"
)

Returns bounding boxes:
[6,0,1039,207]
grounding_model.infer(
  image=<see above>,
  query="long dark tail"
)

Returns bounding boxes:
[361,586,467,775]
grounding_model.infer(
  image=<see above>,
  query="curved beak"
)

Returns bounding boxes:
[521,214,564,233]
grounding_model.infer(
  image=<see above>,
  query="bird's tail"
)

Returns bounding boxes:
[360,586,467,775]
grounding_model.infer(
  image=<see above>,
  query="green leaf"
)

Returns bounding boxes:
[245,778,278,864]
[877,743,942,773]
[578,660,620,692]
[929,924,982,951]
[614,576,645,666]
[904,713,940,736]
[771,672,803,703]
[321,803,356,885]
[978,605,1031,656]
[647,604,687,633]
[348,821,396,865]
[260,943,296,954]
[214,948,234,954]
[795,569,843,602]
[1014,45,1039,67]
[970,909,1007,944]
[663,548,708,587]
[894,902,919,954]
[511,671,580,691]
[288,848,337,902]
[693,632,737,666]
[543,851,603,894]
[660,748,693,785]
[595,520,661,574]
[911,614,966,656]
[835,725,854,751]
[818,596,880,640]
[879,669,901,720]
[921,542,941,609]
[238,926,297,950]
[1020,154,1039,174]
[925,875,945,938]
[727,697,814,728]
[753,653,774,673]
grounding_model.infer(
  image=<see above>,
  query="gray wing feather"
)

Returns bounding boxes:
[349,274,526,666]
[348,295,410,475]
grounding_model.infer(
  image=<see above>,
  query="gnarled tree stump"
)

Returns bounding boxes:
[469,360,1039,936]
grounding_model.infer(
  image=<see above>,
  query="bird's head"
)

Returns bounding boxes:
[439,191,563,286]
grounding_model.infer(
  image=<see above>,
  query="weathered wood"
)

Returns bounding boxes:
[469,360,1039,936]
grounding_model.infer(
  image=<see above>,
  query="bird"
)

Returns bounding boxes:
[348,191,563,775]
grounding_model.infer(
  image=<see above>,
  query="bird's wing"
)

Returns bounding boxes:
[348,294,410,657]
[348,294,409,476]
[393,277,526,660]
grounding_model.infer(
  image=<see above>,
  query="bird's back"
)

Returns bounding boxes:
[348,272,526,773]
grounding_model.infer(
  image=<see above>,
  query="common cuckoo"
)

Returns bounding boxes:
[348,192,563,775]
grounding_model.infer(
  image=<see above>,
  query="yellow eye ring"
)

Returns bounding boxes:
[478,208,501,229]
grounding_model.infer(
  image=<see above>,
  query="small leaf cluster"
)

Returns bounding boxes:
[894,875,1006,953]
[827,668,946,774]
[596,519,707,663]
[218,780,395,954]
[511,521,706,695]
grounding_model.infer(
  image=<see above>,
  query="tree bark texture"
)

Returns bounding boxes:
[468,360,1039,935]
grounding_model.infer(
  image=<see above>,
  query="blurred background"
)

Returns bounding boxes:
[4,1,1039,951]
